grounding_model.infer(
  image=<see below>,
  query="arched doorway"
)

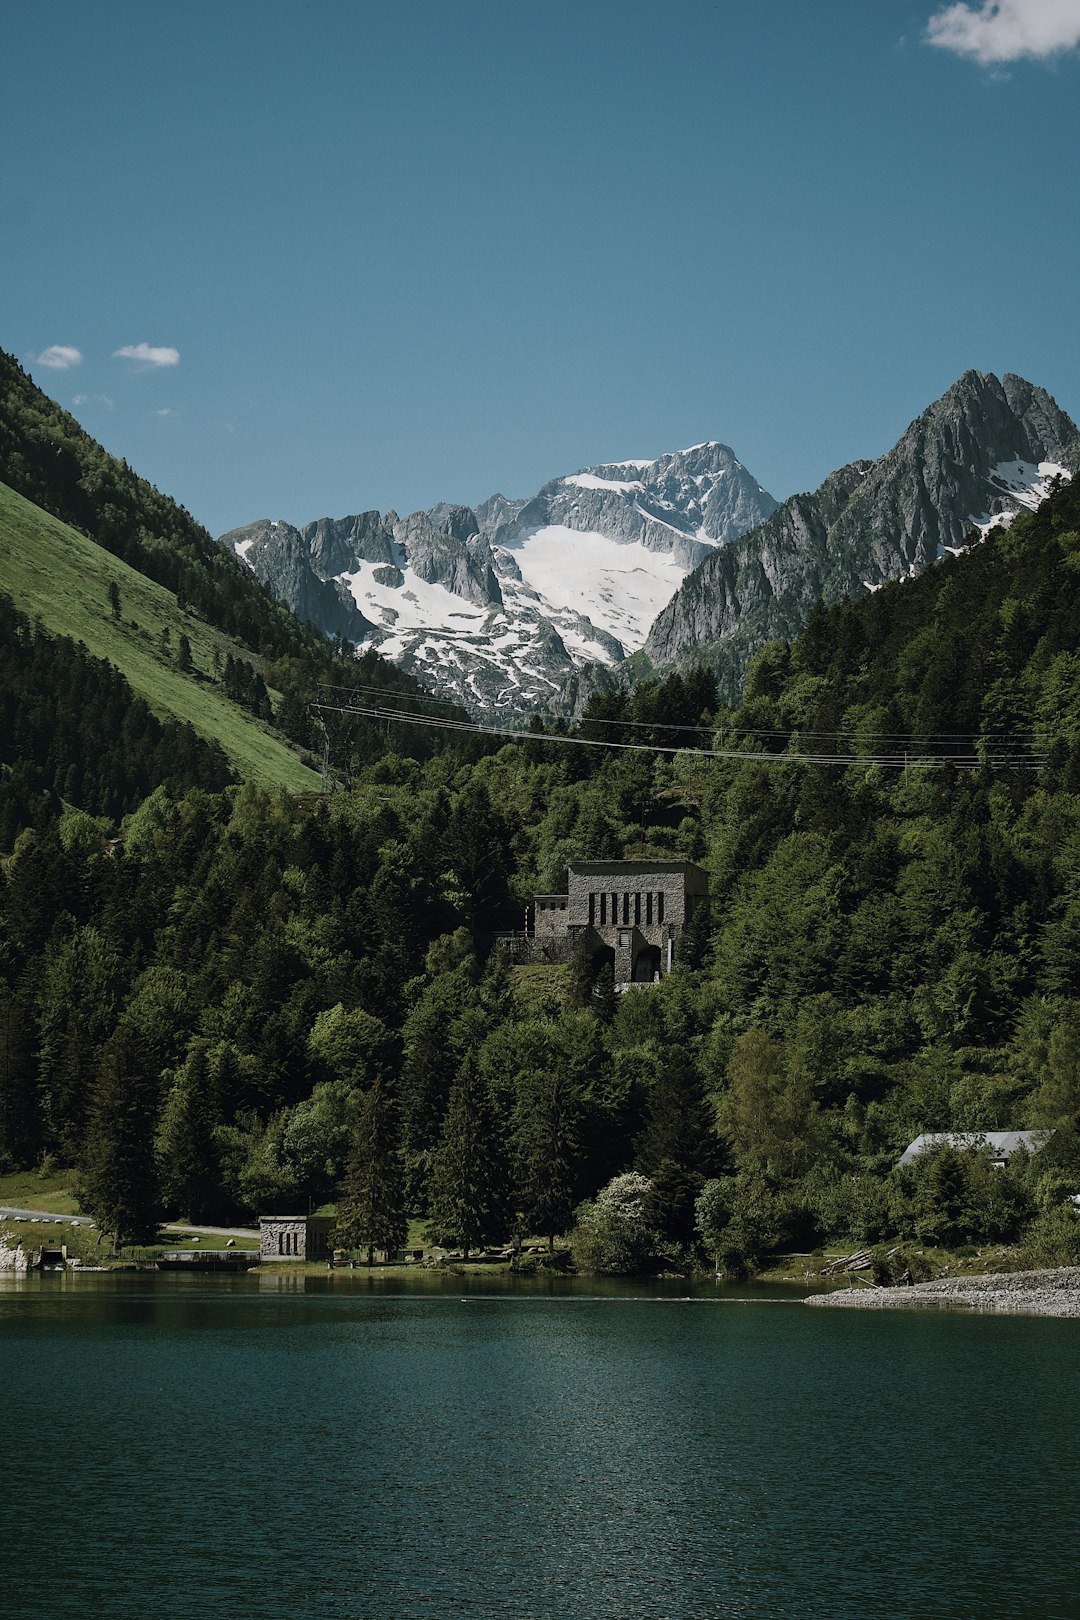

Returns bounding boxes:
[632,945,661,983]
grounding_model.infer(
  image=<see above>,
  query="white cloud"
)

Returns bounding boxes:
[72,393,114,409]
[155,407,175,417]
[35,344,82,370]
[113,342,180,368]
[925,0,1080,64]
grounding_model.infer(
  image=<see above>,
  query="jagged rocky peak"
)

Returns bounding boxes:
[217,433,779,720]
[474,492,527,536]
[427,502,480,544]
[594,440,776,530]
[300,511,396,575]
[478,440,778,568]
[392,509,502,608]
[217,516,377,644]
[645,371,1078,693]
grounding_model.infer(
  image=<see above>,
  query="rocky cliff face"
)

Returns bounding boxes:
[645,372,1078,697]
[221,519,378,644]
[218,440,776,718]
[391,510,502,608]
[482,441,778,569]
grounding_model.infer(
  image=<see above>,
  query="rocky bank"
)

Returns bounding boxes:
[806,1266,1080,1318]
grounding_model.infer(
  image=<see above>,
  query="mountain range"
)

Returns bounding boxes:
[220,445,778,718]
[220,371,1078,717]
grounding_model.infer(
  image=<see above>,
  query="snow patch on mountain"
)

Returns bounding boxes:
[954,458,1072,552]
[563,473,644,493]
[502,524,687,652]
[341,556,490,654]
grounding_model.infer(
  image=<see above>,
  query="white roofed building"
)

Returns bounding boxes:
[897,1131,1051,1170]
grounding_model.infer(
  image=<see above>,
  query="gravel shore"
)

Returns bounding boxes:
[805,1266,1080,1318]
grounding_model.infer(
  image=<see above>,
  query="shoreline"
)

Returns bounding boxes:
[805,1265,1080,1318]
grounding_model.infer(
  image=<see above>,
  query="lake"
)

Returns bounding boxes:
[1,1270,1076,1619]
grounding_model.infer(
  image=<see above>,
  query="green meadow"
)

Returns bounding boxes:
[0,479,319,791]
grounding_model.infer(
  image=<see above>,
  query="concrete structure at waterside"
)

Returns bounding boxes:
[512,860,708,987]
[897,1131,1051,1170]
[259,1214,335,1262]
[0,1236,28,1271]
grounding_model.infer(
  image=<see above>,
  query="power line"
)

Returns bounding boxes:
[316,680,1047,750]
[310,698,1047,771]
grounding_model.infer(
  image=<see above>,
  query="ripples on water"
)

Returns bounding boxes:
[1,1272,1076,1619]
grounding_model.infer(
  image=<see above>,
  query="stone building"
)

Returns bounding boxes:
[521,860,708,986]
[259,1214,335,1262]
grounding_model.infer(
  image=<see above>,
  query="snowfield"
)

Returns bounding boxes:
[504,525,690,653]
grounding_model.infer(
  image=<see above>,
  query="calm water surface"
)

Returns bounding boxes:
[1,1271,1076,1619]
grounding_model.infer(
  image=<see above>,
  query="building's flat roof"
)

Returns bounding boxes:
[568,860,708,877]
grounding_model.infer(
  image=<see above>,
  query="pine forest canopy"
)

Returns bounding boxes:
[2,347,1080,1268]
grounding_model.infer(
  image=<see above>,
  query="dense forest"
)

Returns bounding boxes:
[2,471,1080,1273]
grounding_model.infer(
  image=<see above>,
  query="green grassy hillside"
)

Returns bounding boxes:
[0,478,319,791]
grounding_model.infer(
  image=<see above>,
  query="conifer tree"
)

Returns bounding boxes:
[0,981,41,1169]
[427,1053,508,1258]
[337,1080,407,1264]
[513,1061,582,1250]
[399,966,477,1210]
[636,1052,720,1248]
[156,1037,222,1222]
[78,1021,162,1247]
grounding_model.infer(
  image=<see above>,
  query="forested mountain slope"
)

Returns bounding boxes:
[2,414,1079,1274]
[0,478,317,796]
[0,351,470,812]
[646,371,1078,700]
[0,347,331,656]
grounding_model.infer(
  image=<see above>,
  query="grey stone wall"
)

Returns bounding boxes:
[532,894,570,938]
[261,1216,308,1260]
[496,936,575,966]
[260,1216,335,1261]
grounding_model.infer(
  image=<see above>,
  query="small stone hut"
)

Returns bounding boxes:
[259,1214,335,1262]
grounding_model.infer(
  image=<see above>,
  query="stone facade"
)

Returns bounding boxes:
[532,860,708,986]
[259,1214,335,1262]
[533,894,570,939]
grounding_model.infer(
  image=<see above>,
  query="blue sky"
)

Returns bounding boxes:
[3,0,1079,535]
